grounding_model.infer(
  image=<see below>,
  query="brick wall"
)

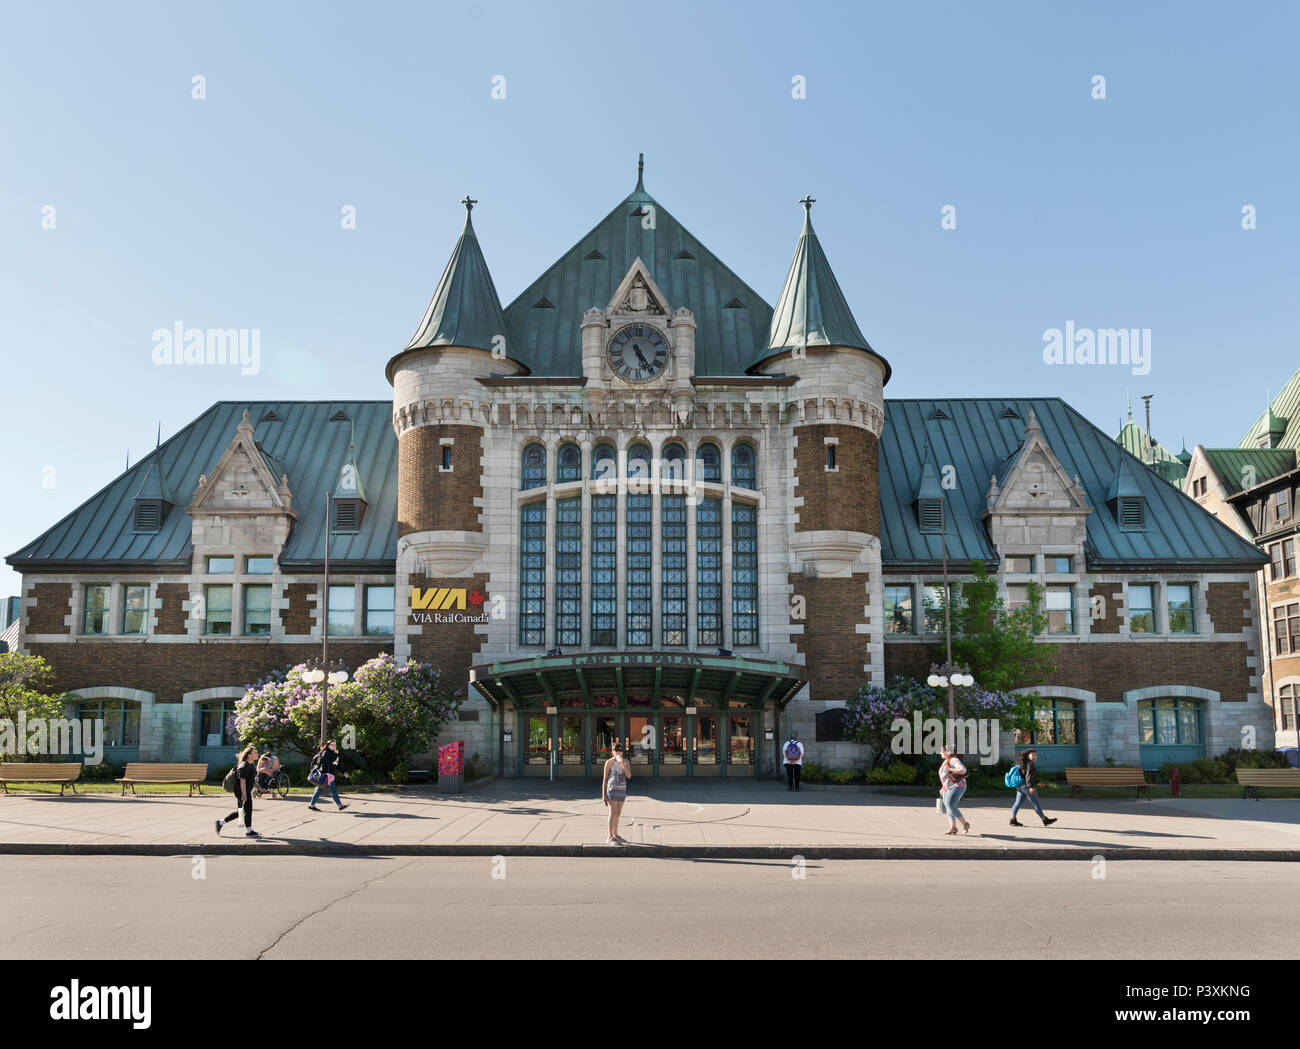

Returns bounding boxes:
[885,639,1254,703]
[1207,581,1251,633]
[281,582,317,634]
[1090,583,1123,635]
[26,641,393,705]
[155,583,189,635]
[793,424,880,536]
[787,572,870,702]
[398,424,483,537]
[27,583,71,634]
[407,572,489,695]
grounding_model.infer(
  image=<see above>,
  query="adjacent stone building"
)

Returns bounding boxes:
[6,161,1272,776]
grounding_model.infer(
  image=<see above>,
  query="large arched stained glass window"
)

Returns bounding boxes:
[626,443,652,645]
[696,442,721,484]
[519,501,546,645]
[660,442,685,481]
[555,496,581,646]
[731,443,756,489]
[697,497,723,646]
[662,490,687,645]
[556,443,582,482]
[592,443,617,484]
[521,443,546,491]
[591,488,617,645]
[732,502,758,644]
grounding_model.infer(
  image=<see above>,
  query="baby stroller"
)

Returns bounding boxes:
[253,755,291,798]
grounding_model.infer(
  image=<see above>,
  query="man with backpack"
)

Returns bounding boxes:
[782,733,805,791]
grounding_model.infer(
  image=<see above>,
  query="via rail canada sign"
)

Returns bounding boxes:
[409,587,490,625]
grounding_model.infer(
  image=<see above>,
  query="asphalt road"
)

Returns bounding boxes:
[0,856,1294,959]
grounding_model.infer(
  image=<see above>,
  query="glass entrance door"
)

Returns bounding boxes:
[523,713,552,777]
[659,713,687,777]
[626,714,653,772]
[557,713,586,777]
[692,713,720,777]
[726,714,755,777]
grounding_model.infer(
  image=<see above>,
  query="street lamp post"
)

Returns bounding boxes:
[925,497,976,730]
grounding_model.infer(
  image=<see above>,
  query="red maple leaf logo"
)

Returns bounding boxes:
[468,590,486,607]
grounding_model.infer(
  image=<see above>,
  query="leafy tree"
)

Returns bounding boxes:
[0,652,76,760]
[235,654,462,772]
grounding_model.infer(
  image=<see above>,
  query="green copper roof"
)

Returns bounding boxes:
[881,398,1264,569]
[1114,414,1186,486]
[1240,369,1300,450]
[1203,447,1296,495]
[761,205,887,379]
[502,164,773,377]
[400,205,511,361]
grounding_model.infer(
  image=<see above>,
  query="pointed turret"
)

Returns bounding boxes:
[757,198,889,380]
[390,198,517,380]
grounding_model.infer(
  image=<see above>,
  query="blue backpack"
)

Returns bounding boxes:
[1004,765,1024,789]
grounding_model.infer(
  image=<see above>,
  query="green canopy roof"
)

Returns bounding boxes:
[759,206,887,379]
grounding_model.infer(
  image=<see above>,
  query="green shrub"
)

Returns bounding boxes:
[389,763,408,785]
[800,761,830,783]
[1216,747,1292,774]
[80,761,119,782]
[863,762,918,784]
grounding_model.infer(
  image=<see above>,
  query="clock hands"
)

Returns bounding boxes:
[633,345,651,369]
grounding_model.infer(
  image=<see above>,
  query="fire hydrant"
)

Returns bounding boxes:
[1170,766,1180,797]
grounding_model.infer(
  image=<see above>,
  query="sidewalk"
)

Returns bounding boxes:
[1,780,1298,859]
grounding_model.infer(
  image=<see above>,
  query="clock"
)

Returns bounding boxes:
[607,323,669,384]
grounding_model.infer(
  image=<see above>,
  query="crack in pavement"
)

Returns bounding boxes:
[255,858,419,960]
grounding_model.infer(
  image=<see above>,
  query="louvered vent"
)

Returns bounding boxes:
[533,297,555,309]
[1118,497,1145,531]
[674,249,695,260]
[723,297,745,309]
[584,249,605,260]
[927,408,950,421]
[630,206,649,217]
[918,498,944,534]
[999,408,1020,420]
[333,499,362,532]
[133,500,164,533]
[259,409,282,423]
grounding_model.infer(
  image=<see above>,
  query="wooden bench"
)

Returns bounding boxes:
[1065,766,1150,799]
[1236,767,1300,800]
[117,763,208,796]
[0,762,83,795]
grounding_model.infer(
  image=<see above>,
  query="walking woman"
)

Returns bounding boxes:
[938,744,971,836]
[602,741,631,845]
[308,739,347,812]
[216,744,260,837]
[1010,748,1058,827]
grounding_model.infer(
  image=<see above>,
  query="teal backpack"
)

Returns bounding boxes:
[1004,764,1024,789]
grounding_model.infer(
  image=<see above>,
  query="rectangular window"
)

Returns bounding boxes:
[1005,584,1029,612]
[1045,585,1073,634]
[441,446,452,471]
[555,497,581,647]
[1282,685,1296,731]
[83,584,110,634]
[922,584,947,635]
[732,503,759,646]
[626,493,652,646]
[1128,583,1156,633]
[1167,584,1194,634]
[121,585,149,635]
[243,584,272,635]
[1004,556,1033,574]
[1274,602,1300,657]
[206,556,234,574]
[883,584,913,634]
[519,502,546,646]
[245,556,274,574]
[590,495,617,645]
[1045,556,1072,574]
[1271,542,1285,581]
[205,584,232,635]
[365,585,394,636]
[697,498,723,646]
[662,494,687,646]
[1285,539,1297,578]
[328,584,355,637]
[1275,489,1290,522]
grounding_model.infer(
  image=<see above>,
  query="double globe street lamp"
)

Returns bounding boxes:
[928,663,976,721]
[303,659,349,742]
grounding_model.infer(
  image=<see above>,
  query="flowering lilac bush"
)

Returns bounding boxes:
[843,676,1033,767]
[234,655,462,771]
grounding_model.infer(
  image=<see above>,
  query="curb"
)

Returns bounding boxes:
[1,842,1298,861]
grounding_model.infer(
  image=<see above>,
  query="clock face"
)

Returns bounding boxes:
[607,324,669,384]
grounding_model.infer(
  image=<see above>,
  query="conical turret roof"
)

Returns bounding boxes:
[758,202,888,380]
[395,201,513,369]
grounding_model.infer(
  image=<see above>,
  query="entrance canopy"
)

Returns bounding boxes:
[470,652,807,709]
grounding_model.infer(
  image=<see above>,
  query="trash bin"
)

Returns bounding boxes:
[438,740,465,793]
[1280,747,1299,769]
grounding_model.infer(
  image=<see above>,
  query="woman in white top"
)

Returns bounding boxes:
[938,744,971,836]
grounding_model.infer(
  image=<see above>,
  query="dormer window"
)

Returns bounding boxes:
[333,498,363,532]
[918,498,944,534]
[1118,496,1145,531]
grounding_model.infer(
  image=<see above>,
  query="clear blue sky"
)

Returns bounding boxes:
[2,0,1297,598]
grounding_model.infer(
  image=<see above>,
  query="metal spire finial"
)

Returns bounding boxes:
[636,153,645,191]
[461,195,477,214]
[799,195,816,216]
